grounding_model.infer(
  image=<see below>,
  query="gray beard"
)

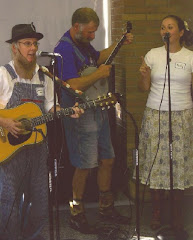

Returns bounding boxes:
[74,31,90,46]
[14,54,36,79]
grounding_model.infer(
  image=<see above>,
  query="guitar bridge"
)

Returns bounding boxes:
[0,126,6,143]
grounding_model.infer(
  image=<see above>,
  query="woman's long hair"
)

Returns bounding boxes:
[163,15,193,46]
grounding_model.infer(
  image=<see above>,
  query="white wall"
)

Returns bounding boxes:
[0,0,107,66]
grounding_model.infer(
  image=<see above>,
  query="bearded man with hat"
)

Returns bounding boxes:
[0,23,82,240]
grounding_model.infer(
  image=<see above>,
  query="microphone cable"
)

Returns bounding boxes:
[140,65,168,216]
[118,98,139,238]
[117,64,168,237]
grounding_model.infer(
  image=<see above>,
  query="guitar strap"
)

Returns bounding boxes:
[4,64,17,80]
[60,36,86,65]
[60,36,97,70]
[4,64,45,82]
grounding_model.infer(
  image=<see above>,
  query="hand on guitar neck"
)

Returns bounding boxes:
[122,21,134,45]
[122,32,134,45]
[70,102,84,118]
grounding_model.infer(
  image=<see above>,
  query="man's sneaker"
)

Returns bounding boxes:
[99,206,130,225]
[69,212,98,234]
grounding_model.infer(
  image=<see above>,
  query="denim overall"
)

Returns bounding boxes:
[0,64,48,240]
[59,37,115,169]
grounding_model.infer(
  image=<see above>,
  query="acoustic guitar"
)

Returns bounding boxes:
[0,92,121,163]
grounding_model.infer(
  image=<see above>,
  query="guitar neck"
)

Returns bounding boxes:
[104,21,132,66]
[104,34,126,65]
[30,100,97,128]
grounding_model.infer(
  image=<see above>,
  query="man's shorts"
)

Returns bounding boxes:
[62,108,115,169]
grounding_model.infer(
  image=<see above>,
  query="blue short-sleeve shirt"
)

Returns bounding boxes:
[54,30,100,82]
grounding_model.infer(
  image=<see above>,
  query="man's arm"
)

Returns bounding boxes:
[66,64,112,91]
[97,43,117,66]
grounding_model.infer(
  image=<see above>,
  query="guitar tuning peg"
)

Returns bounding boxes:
[102,107,105,110]
[107,106,110,109]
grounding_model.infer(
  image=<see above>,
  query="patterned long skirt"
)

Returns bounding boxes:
[138,107,193,190]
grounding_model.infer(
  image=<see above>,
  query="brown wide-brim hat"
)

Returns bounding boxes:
[6,22,44,43]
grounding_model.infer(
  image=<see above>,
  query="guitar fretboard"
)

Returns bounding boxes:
[105,35,127,65]
[104,21,132,65]
[30,97,112,128]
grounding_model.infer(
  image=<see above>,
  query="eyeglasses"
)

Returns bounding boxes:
[18,41,40,48]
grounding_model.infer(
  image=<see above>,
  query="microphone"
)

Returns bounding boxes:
[36,51,62,57]
[162,32,171,42]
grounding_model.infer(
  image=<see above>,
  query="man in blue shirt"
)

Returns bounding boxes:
[54,7,133,234]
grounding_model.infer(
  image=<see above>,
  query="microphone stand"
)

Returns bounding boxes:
[133,118,140,240]
[156,35,176,240]
[48,56,60,240]
[48,56,78,240]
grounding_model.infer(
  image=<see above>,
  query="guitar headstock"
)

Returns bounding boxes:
[126,21,132,33]
[94,92,123,110]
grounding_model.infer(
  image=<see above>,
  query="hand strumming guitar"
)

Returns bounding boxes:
[0,117,22,138]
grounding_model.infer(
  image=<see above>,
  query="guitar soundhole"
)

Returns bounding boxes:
[8,132,32,146]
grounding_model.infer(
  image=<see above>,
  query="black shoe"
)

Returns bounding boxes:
[70,213,98,234]
[99,207,130,225]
